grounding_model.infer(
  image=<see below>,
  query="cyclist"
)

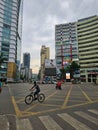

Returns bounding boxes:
[30,81,40,99]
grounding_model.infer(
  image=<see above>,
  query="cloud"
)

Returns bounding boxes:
[22,0,98,73]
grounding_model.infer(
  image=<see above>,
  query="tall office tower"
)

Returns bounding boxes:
[40,45,50,79]
[0,0,23,81]
[77,15,98,82]
[55,22,79,70]
[23,53,30,69]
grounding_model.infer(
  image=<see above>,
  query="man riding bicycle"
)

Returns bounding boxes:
[25,81,45,104]
[30,81,40,99]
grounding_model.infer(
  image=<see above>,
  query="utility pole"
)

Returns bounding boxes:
[61,44,64,69]
[70,44,72,62]
[60,37,64,82]
[60,37,64,69]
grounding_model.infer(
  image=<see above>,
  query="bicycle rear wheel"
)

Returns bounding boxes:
[25,95,33,105]
[37,93,45,103]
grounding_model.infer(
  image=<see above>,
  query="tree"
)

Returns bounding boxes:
[20,74,24,80]
[0,53,6,68]
[0,53,7,81]
[59,61,80,80]
[60,68,66,80]
[69,61,80,78]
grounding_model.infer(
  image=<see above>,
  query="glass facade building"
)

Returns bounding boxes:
[23,53,30,69]
[55,15,98,83]
[0,0,23,81]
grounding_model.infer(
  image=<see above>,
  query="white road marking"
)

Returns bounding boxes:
[0,115,9,130]
[58,113,91,130]
[88,109,98,115]
[75,111,98,125]
[39,115,63,130]
[16,118,33,130]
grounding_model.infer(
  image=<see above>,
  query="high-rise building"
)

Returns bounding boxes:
[77,15,98,82]
[23,53,30,69]
[55,15,98,83]
[40,45,50,79]
[0,0,23,81]
[55,22,79,70]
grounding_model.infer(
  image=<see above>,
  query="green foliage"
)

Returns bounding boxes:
[0,53,6,67]
[69,61,80,78]
[60,68,66,79]
[20,74,24,80]
[60,61,80,79]
[70,61,80,71]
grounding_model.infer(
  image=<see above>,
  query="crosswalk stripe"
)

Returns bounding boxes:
[39,115,63,130]
[0,109,98,130]
[58,113,91,130]
[0,115,9,130]
[16,118,33,130]
[75,111,98,125]
[88,109,98,115]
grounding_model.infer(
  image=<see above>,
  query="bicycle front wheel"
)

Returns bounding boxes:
[25,95,33,105]
[38,93,45,103]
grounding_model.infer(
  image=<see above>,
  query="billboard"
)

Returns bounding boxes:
[45,59,56,68]
[45,68,56,76]
[66,73,70,79]
[45,59,56,76]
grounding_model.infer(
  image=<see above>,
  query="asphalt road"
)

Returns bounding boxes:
[0,82,98,130]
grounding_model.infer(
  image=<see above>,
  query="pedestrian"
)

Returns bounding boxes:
[56,80,62,90]
[0,79,2,93]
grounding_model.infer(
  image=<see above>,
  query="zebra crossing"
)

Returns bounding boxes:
[0,109,98,130]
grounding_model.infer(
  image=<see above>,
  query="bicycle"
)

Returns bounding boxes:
[25,91,45,105]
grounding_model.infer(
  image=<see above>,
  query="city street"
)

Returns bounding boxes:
[0,82,98,130]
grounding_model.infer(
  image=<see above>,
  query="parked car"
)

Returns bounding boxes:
[52,80,57,84]
[42,80,46,84]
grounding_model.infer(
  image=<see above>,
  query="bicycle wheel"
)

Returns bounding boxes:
[25,94,33,105]
[37,93,45,103]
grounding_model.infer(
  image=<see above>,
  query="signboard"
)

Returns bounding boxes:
[45,68,56,76]
[44,59,56,76]
[45,59,56,68]
[73,74,80,78]
[66,73,70,79]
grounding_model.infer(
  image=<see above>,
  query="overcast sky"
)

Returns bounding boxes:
[22,0,98,73]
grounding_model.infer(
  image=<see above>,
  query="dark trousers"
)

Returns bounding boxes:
[34,90,40,97]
